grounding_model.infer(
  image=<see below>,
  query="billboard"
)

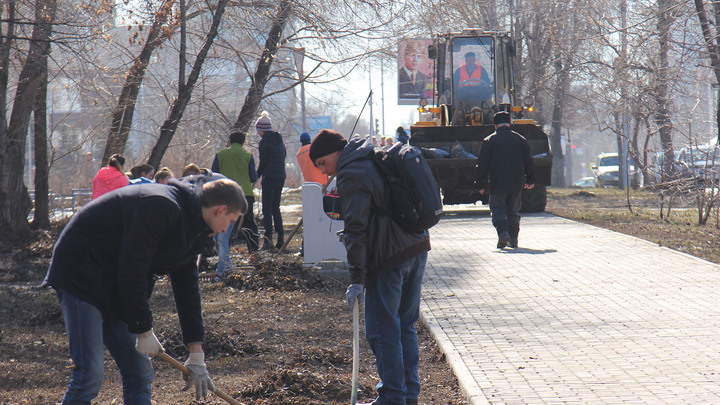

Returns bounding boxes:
[398,39,435,105]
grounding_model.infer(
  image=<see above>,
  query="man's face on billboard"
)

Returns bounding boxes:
[404,50,422,71]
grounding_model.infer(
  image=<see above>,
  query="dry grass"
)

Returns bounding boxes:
[547,187,720,264]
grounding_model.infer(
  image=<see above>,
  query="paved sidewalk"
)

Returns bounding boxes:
[420,209,720,404]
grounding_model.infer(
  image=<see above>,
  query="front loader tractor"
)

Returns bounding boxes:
[409,29,552,212]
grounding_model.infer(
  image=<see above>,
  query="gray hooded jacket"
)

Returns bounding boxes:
[336,138,431,284]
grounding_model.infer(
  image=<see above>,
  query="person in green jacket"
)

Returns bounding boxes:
[212,131,260,267]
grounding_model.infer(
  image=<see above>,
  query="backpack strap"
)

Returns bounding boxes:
[369,149,394,217]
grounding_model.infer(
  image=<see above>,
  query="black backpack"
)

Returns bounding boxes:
[371,143,443,232]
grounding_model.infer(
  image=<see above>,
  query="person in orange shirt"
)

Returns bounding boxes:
[296,132,329,184]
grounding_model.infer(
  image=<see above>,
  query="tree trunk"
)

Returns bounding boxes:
[147,0,229,169]
[32,66,50,229]
[655,0,674,179]
[0,0,16,159]
[694,0,720,144]
[0,0,56,235]
[549,59,568,187]
[101,0,174,166]
[232,0,292,132]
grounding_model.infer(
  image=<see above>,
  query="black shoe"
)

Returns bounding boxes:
[509,238,518,248]
[497,231,510,249]
[275,234,284,249]
[261,236,273,251]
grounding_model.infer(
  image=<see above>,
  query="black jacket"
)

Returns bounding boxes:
[257,131,287,180]
[337,138,431,284]
[475,126,535,194]
[43,177,212,344]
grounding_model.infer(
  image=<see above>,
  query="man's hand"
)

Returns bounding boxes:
[478,188,485,195]
[136,328,164,357]
[524,183,535,189]
[346,284,365,309]
[182,352,215,400]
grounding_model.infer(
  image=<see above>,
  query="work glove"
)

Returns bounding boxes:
[135,328,164,357]
[346,283,365,309]
[182,352,215,400]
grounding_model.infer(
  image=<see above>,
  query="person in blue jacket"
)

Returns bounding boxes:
[43,177,246,403]
[255,111,287,250]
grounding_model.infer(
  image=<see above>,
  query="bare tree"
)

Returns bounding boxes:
[147,0,230,168]
[0,0,57,235]
[694,0,720,145]
[101,0,176,166]
[32,62,50,229]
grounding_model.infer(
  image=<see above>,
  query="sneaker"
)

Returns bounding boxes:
[212,273,223,282]
[497,231,510,249]
[509,238,518,248]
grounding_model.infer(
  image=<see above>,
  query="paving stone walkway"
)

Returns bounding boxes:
[420,209,720,404]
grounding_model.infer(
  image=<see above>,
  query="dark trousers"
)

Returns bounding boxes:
[241,196,259,251]
[261,177,284,239]
[488,191,522,238]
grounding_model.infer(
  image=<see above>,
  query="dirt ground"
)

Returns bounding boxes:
[4,186,718,404]
[0,188,466,405]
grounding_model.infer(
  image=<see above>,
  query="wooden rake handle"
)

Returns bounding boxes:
[158,352,241,405]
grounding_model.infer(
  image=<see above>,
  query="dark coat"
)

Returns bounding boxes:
[475,126,536,194]
[43,177,212,344]
[336,138,431,285]
[257,131,287,180]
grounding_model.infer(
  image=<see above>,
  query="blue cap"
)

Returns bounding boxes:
[300,132,311,145]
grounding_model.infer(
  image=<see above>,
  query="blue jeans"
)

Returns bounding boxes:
[57,289,154,405]
[215,221,235,277]
[365,251,427,404]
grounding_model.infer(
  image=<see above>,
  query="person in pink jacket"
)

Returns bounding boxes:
[91,154,129,200]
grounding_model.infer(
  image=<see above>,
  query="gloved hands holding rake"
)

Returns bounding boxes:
[182,352,216,400]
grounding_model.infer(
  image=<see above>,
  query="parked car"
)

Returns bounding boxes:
[573,177,595,188]
[592,152,637,187]
[675,145,720,184]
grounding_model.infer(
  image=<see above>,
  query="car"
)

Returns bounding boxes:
[573,177,595,188]
[592,152,637,188]
[675,145,720,184]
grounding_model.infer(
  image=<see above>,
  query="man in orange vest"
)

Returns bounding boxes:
[454,52,490,88]
[297,132,329,184]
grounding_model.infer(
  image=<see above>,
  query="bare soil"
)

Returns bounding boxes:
[4,186,717,405]
[0,189,465,405]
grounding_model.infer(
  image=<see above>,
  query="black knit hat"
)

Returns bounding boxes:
[494,111,511,125]
[309,129,348,164]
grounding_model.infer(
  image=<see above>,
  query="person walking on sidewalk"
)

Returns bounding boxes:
[212,131,260,254]
[255,111,287,250]
[475,111,535,248]
[43,177,247,403]
[310,129,430,405]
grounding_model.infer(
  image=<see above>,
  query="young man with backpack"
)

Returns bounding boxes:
[310,129,432,405]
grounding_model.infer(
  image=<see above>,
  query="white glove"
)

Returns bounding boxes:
[182,352,215,400]
[135,328,164,357]
[346,283,365,309]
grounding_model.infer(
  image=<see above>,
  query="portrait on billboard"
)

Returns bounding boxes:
[398,39,434,105]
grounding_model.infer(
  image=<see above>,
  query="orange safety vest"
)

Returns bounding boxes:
[296,144,329,185]
[458,64,485,87]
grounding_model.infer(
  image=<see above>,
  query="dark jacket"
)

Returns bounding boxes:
[43,177,212,344]
[257,131,287,180]
[475,126,535,194]
[337,138,431,285]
